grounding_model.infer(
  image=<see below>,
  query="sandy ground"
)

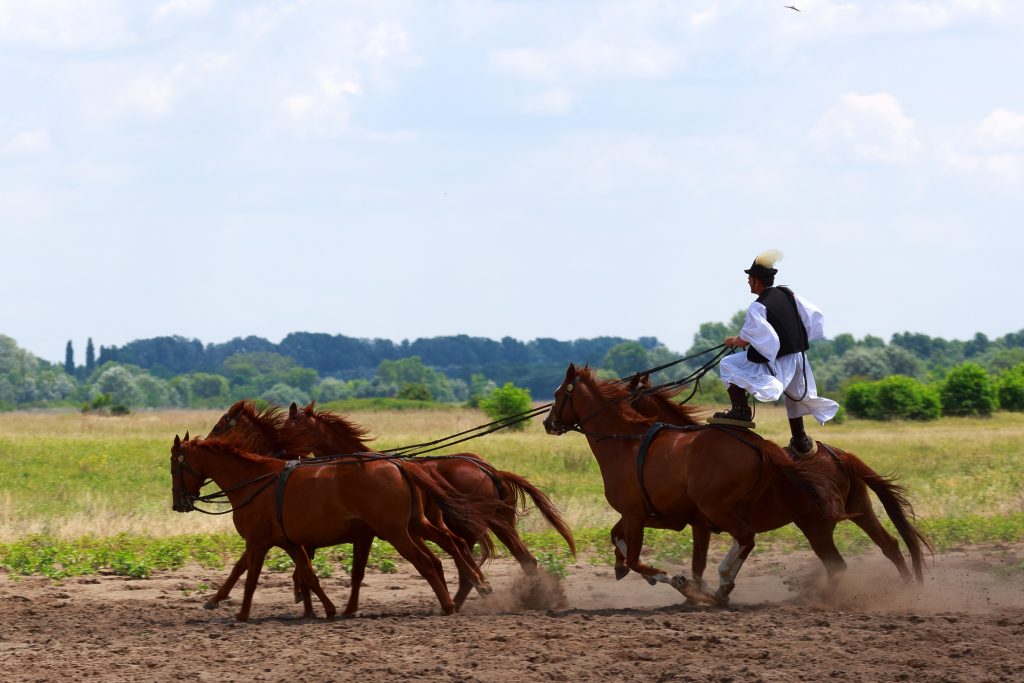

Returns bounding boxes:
[2,544,1024,683]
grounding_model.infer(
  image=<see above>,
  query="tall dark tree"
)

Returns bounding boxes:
[85,338,95,373]
[64,340,75,375]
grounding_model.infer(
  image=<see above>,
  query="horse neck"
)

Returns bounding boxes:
[573,384,652,474]
[192,445,277,503]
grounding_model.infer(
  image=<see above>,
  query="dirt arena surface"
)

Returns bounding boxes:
[2,544,1024,683]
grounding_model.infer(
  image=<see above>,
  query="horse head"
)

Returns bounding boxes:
[170,432,204,513]
[544,363,584,435]
[207,399,251,438]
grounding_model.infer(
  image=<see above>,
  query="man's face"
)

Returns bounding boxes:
[747,274,765,294]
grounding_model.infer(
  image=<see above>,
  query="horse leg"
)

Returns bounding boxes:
[204,550,248,609]
[491,514,539,576]
[285,544,336,621]
[292,545,316,604]
[847,483,914,583]
[714,533,756,607]
[420,518,492,603]
[343,536,373,616]
[689,520,711,598]
[388,532,456,615]
[796,520,847,595]
[616,518,717,605]
[237,544,269,622]
[610,518,629,580]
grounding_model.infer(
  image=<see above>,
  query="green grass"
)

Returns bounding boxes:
[1,407,1023,578]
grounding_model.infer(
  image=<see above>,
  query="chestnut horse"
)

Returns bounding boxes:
[171,433,494,620]
[627,374,930,590]
[204,400,505,613]
[285,401,576,607]
[544,364,850,605]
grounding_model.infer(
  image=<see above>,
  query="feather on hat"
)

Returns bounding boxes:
[744,249,783,277]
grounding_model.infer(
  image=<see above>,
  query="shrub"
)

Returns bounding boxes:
[940,363,998,416]
[843,382,880,419]
[479,382,533,431]
[843,376,940,421]
[997,365,1024,412]
[397,383,433,401]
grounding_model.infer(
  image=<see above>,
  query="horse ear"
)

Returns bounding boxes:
[304,401,315,415]
[289,402,298,417]
[184,430,190,441]
[173,434,181,448]
[640,373,650,387]
[565,363,577,380]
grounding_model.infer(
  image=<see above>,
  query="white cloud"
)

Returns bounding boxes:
[937,108,1024,186]
[974,108,1024,151]
[359,21,412,65]
[811,92,920,164]
[115,74,179,116]
[1,129,52,156]
[153,0,214,23]
[0,0,136,49]
[283,71,362,136]
[521,87,577,116]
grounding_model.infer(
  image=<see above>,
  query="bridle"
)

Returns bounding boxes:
[546,377,646,442]
[171,448,277,515]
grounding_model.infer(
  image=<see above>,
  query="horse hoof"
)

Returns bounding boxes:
[203,600,219,610]
[614,566,629,581]
[293,591,302,604]
[478,583,493,596]
[643,575,657,586]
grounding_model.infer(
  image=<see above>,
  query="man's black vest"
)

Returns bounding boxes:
[746,286,809,364]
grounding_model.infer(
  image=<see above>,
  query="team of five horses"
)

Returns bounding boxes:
[171,363,928,621]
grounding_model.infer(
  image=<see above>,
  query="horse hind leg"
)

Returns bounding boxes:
[388,532,456,615]
[847,485,913,583]
[796,520,848,596]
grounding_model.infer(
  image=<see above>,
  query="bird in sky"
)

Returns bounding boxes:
[785,4,800,10]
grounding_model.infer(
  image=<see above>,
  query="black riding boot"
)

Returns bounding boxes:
[713,385,752,422]
[788,417,814,455]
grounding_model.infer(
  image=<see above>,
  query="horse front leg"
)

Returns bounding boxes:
[286,544,336,621]
[237,544,269,622]
[343,536,372,616]
[714,535,756,607]
[204,550,248,609]
[616,518,716,605]
[690,519,711,597]
[610,518,629,580]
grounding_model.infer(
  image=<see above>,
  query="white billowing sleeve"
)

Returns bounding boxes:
[794,294,826,341]
[739,301,780,362]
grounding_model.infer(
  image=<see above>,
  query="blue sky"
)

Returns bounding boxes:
[2,0,1021,364]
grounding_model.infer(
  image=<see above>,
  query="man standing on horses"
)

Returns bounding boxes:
[713,249,839,455]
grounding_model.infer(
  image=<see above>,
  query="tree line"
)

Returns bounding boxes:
[1,320,1023,417]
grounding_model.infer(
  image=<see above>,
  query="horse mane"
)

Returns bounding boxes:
[632,383,706,427]
[576,367,656,428]
[185,436,275,465]
[229,400,315,459]
[305,402,374,451]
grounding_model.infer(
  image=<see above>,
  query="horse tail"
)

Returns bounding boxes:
[494,469,577,557]
[759,440,848,522]
[837,448,933,583]
[398,459,498,562]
